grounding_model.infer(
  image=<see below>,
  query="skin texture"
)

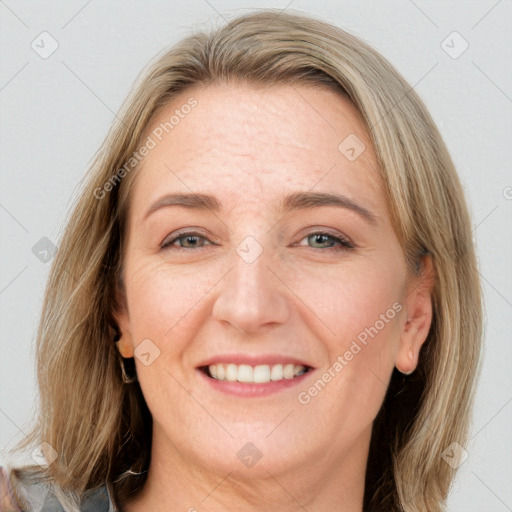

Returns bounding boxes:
[114,81,434,512]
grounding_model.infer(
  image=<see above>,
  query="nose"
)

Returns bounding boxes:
[211,239,290,334]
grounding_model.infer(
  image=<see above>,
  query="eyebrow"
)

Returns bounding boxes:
[143,191,377,224]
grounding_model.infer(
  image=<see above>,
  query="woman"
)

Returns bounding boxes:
[1,8,482,512]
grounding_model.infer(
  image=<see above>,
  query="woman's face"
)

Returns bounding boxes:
[115,81,429,481]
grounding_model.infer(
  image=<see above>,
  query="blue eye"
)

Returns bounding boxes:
[160,230,354,253]
[299,232,354,252]
[161,231,210,250]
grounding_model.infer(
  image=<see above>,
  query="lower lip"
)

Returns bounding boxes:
[197,369,313,397]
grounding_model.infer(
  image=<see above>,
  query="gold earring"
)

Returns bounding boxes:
[115,333,137,384]
[119,354,137,384]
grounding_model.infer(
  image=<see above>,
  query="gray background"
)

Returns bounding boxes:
[0,1,511,510]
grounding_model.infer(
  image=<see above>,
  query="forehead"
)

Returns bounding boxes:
[130,81,383,220]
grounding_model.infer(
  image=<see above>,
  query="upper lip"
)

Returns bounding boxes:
[197,354,315,368]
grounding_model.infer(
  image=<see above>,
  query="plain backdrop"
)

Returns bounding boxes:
[0,1,511,511]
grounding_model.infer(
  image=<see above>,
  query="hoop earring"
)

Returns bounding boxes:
[119,355,138,384]
[114,332,137,384]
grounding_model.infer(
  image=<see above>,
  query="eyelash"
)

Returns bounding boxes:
[160,229,355,253]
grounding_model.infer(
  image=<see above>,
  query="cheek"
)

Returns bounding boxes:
[125,260,217,421]
[292,261,403,424]
[289,258,404,348]
[125,257,219,340]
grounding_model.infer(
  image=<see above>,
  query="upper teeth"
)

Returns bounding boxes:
[208,363,307,383]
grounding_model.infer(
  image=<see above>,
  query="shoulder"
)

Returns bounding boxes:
[0,466,21,511]
[0,467,116,512]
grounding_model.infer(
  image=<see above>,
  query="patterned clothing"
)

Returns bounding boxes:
[0,467,116,512]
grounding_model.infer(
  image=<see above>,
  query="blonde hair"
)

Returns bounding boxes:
[9,9,483,511]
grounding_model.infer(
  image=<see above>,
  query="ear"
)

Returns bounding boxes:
[395,254,435,374]
[112,286,135,359]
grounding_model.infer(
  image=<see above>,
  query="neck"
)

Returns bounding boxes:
[119,425,371,512]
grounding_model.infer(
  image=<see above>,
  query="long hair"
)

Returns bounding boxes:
[8,9,483,511]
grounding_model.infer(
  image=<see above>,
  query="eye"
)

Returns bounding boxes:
[297,231,354,253]
[161,230,213,250]
[160,229,354,253]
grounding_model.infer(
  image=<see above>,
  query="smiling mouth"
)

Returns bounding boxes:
[199,363,311,384]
